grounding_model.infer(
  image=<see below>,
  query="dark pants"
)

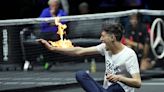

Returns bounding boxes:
[76,71,125,92]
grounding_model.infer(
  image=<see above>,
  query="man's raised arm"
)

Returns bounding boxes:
[37,39,100,56]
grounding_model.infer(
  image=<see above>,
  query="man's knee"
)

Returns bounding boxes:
[75,71,88,81]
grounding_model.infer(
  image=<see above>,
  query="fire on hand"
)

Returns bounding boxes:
[48,17,74,48]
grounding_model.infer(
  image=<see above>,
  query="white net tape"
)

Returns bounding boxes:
[0,9,164,26]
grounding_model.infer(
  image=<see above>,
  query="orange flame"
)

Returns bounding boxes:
[49,17,74,48]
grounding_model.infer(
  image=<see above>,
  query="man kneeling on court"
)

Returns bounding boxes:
[37,21,141,92]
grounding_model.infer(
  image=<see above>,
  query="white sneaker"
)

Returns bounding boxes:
[23,60,30,71]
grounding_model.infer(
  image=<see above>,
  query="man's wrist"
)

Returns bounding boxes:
[118,75,123,82]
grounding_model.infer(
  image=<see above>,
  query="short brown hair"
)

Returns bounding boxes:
[102,22,124,41]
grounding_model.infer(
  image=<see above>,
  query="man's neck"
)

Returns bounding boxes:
[109,42,124,54]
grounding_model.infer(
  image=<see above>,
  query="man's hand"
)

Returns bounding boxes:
[140,58,153,71]
[138,43,144,50]
[50,9,57,17]
[36,39,53,50]
[50,9,57,25]
[106,74,122,83]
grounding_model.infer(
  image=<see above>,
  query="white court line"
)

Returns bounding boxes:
[20,82,35,85]
[142,82,164,85]
[0,77,101,81]
[2,82,164,85]
[149,78,164,81]
[0,77,74,81]
[4,82,19,85]
[0,78,11,80]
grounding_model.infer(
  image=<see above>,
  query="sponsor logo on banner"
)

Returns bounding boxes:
[150,18,164,59]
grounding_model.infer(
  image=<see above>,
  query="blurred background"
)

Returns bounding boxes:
[0,0,164,92]
[0,0,163,19]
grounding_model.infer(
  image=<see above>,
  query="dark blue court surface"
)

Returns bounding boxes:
[0,62,164,92]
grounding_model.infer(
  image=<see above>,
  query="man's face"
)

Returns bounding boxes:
[130,15,138,27]
[49,0,59,11]
[100,31,113,45]
[79,6,89,14]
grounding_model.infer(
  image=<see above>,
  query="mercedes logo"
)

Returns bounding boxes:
[150,18,164,59]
